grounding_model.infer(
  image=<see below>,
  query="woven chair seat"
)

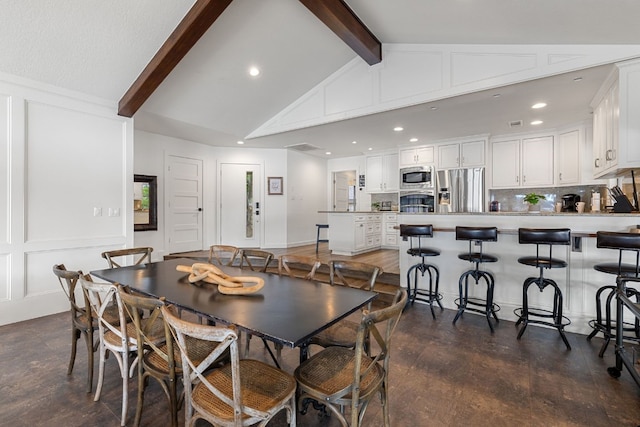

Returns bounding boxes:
[103,319,164,349]
[311,320,359,348]
[296,346,383,399]
[192,359,296,423]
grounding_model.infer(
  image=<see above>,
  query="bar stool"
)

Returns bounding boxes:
[515,228,572,350]
[452,226,500,332]
[315,224,329,253]
[400,224,443,318]
[587,231,640,357]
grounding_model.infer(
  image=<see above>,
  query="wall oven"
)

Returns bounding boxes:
[400,190,435,213]
[400,165,434,190]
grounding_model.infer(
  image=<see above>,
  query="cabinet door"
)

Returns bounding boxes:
[354,221,366,249]
[365,155,383,192]
[416,146,434,164]
[461,140,485,167]
[438,144,459,169]
[557,130,580,185]
[522,136,554,187]
[593,100,607,176]
[383,153,399,191]
[491,140,520,188]
[399,148,418,166]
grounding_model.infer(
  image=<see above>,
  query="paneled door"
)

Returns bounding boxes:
[219,163,261,248]
[165,155,203,253]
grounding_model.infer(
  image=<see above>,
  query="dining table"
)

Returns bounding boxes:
[90,257,377,363]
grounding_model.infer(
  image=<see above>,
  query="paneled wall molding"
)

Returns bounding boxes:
[0,74,132,326]
[248,44,640,139]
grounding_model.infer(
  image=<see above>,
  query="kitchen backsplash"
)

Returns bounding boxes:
[489,185,608,212]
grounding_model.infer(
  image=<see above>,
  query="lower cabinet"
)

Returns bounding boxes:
[328,213,381,256]
[382,213,398,248]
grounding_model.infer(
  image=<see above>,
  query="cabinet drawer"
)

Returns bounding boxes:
[373,236,382,246]
[373,223,382,233]
[385,222,397,233]
[354,215,367,222]
[366,214,381,222]
[385,234,398,245]
[383,213,397,221]
[366,223,375,233]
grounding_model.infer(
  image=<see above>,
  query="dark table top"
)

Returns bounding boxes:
[90,258,376,349]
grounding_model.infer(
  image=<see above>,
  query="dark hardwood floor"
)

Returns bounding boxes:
[2,246,640,426]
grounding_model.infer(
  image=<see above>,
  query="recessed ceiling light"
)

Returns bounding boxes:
[237,140,244,145]
[249,67,260,77]
[530,120,543,125]
[531,102,547,109]
[325,151,332,155]
[368,147,373,151]
[393,126,404,132]
[409,138,418,142]
[352,140,357,144]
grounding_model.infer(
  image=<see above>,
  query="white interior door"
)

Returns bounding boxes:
[219,163,261,248]
[333,171,350,211]
[165,155,203,253]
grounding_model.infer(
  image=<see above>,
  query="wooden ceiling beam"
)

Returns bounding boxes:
[299,0,381,65]
[118,0,233,117]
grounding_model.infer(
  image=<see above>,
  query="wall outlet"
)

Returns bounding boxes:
[93,207,102,217]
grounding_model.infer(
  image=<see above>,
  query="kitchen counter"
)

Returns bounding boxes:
[397,211,640,335]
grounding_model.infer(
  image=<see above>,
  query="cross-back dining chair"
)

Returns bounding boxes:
[295,288,407,427]
[101,247,153,268]
[81,275,164,427]
[278,254,322,280]
[52,264,95,393]
[161,304,297,427]
[208,244,240,266]
[309,260,382,349]
[238,249,274,273]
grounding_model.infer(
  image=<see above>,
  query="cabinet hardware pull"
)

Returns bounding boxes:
[559,173,563,181]
[595,158,600,168]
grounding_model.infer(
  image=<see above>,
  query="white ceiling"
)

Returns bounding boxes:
[2,0,640,158]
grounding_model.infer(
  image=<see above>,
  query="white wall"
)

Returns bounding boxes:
[134,130,326,253]
[0,74,132,326]
[286,150,328,247]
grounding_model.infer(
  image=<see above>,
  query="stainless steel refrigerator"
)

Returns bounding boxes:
[436,168,485,213]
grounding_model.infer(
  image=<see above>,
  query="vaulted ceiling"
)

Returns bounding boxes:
[2,0,640,158]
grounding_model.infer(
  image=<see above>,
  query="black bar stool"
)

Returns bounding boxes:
[515,228,572,350]
[587,231,640,356]
[315,224,329,253]
[452,226,500,332]
[400,224,443,318]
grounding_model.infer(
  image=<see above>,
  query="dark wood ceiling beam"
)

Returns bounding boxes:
[118,0,233,117]
[299,0,381,65]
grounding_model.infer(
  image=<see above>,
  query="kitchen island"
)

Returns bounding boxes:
[322,211,399,256]
[398,211,640,335]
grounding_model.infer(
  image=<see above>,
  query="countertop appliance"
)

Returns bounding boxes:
[400,190,435,213]
[561,194,580,212]
[436,168,485,213]
[400,165,434,190]
[380,201,393,211]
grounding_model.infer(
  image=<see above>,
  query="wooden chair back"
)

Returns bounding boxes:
[278,255,321,280]
[329,260,381,291]
[53,264,88,322]
[102,247,153,268]
[207,245,240,266]
[239,249,274,273]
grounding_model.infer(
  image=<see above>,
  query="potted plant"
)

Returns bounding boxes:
[371,202,381,211]
[523,193,546,211]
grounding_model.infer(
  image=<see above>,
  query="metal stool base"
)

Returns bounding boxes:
[406,261,442,319]
[452,268,500,332]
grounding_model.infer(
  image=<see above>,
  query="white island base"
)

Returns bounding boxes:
[398,212,640,336]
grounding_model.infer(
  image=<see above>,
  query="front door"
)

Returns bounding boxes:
[165,155,203,253]
[219,163,261,248]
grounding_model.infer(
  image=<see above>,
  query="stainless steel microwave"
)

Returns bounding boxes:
[400,165,434,190]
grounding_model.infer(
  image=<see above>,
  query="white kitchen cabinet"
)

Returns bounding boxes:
[366,153,399,193]
[399,146,434,166]
[491,136,554,188]
[556,129,580,185]
[437,139,485,169]
[328,213,382,256]
[382,212,398,248]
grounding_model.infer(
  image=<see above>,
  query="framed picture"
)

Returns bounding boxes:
[268,176,283,195]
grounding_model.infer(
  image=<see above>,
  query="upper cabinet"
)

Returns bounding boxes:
[591,59,640,179]
[399,146,434,167]
[437,139,485,169]
[491,136,554,188]
[366,153,399,193]
[556,129,580,186]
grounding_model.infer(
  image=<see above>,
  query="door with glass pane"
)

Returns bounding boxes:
[219,163,261,248]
